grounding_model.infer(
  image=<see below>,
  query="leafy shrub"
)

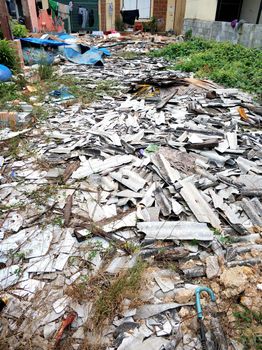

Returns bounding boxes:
[0,39,19,71]
[0,82,20,109]
[150,38,262,95]
[184,29,192,40]
[115,17,125,32]
[11,20,28,38]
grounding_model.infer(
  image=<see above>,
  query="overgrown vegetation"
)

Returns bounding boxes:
[117,51,139,60]
[93,259,146,326]
[38,63,54,80]
[143,16,158,34]
[10,20,28,38]
[151,37,262,96]
[233,305,262,349]
[115,17,125,32]
[0,82,20,109]
[0,39,19,71]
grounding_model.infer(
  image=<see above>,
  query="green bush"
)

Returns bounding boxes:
[115,17,125,32]
[0,39,19,71]
[150,38,262,95]
[11,20,28,38]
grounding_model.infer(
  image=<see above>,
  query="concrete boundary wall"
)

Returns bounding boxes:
[183,19,262,48]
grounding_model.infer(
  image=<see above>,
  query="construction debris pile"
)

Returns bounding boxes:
[0,42,262,349]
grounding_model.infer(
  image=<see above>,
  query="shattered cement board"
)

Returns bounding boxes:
[137,221,213,241]
[180,180,221,229]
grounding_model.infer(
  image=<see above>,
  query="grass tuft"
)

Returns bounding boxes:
[93,259,146,326]
[233,305,262,349]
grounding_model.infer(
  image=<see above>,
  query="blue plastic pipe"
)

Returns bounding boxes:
[195,286,216,319]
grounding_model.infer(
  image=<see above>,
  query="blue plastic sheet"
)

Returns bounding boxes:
[0,64,12,82]
[63,46,111,66]
[22,47,55,65]
[20,38,68,47]
[56,33,75,40]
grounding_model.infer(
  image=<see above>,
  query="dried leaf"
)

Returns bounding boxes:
[63,161,80,183]
[238,106,249,121]
[64,194,73,227]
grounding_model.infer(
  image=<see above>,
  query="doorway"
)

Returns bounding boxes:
[215,0,243,21]
[59,0,99,32]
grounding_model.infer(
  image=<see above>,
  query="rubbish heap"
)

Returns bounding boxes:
[0,40,261,350]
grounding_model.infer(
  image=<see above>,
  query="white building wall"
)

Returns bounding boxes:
[185,0,217,21]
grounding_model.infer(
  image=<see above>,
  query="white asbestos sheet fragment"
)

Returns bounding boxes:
[102,212,137,233]
[236,157,261,174]
[140,183,156,207]
[72,155,133,179]
[106,255,138,274]
[180,180,221,229]
[87,200,117,222]
[0,225,53,259]
[151,154,180,183]
[209,190,241,224]
[2,212,24,233]
[155,276,174,293]
[226,132,238,150]
[110,169,146,192]
[59,229,75,254]
[87,130,121,146]
[26,255,54,273]
[0,265,20,289]
[53,297,69,314]
[134,303,192,319]
[117,190,143,199]
[13,279,45,297]
[54,253,69,271]
[21,226,53,258]
[171,199,184,215]
[137,221,213,241]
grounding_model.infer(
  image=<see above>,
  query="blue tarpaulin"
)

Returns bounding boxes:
[20,36,110,66]
[22,47,55,65]
[20,38,68,47]
[63,46,111,66]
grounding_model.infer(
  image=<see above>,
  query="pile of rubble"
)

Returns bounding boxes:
[0,41,261,349]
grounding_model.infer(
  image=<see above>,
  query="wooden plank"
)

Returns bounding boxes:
[174,0,186,35]
[0,1,12,40]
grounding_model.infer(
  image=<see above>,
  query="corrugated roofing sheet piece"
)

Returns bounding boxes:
[110,169,146,192]
[72,155,133,179]
[180,180,221,229]
[137,221,213,241]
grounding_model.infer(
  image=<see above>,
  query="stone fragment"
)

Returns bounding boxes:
[174,288,194,304]
[220,266,253,289]
[206,255,221,279]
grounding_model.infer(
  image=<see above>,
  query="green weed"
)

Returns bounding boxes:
[0,82,20,109]
[215,233,233,245]
[28,184,57,206]
[115,17,125,31]
[0,39,19,71]
[118,51,139,60]
[38,63,53,80]
[122,241,140,254]
[10,20,28,38]
[233,305,262,349]
[32,105,49,121]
